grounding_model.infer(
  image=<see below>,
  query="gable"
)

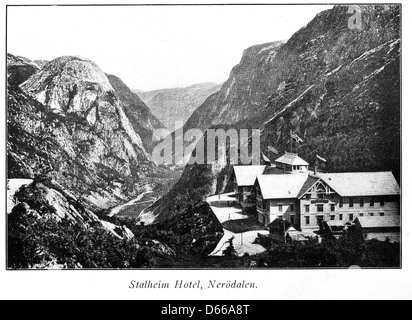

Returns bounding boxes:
[234,165,266,187]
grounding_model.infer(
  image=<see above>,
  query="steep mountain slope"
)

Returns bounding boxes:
[137,83,221,130]
[106,74,165,153]
[184,42,285,132]
[8,55,157,212]
[185,5,400,177]
[7,54,40,87]
[153,4,401,223]
[33,60,49,69]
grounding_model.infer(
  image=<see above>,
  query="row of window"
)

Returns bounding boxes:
[340,198,385,208]
[304,212,385,225]
[304,193,387,208]
[264,201,387,214]
[306,202,385,213]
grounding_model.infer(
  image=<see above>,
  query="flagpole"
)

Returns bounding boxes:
[290,130,293,153]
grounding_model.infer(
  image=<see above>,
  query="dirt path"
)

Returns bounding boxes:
[206,193,269,257]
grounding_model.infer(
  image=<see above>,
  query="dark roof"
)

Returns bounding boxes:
[297,176,321,199]
[262,166,291,175]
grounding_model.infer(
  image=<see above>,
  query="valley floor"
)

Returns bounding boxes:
[108,184,153,218]
[207,193,269,257]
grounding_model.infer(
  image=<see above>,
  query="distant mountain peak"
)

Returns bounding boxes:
[136,82,222,131]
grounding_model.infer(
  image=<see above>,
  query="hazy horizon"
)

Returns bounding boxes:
[7,5,333,91]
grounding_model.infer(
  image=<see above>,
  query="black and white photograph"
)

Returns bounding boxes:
[1,0,410,301]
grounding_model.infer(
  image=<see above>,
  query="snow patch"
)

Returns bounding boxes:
[326,65,342,77]
[350,39,399,66]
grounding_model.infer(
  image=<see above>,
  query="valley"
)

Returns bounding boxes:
[6,4,401,269]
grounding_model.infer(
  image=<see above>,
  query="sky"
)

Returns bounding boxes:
[7,5,333,91]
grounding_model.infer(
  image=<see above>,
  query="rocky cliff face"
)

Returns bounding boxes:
[107,74,165,153]
[184,42,285,132]
[8,55,160,212]
[7,54,40,87]
[185,5,400,178]
[137,83,221,131]
[153,5,401,224]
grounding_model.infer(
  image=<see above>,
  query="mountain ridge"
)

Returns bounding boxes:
[7,54,163,213]
[151,4,401,224]
[136,82,221,131]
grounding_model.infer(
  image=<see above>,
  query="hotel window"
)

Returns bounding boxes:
[305,205,310,213]
[306,194,311,200]
[330,204,336,212]
[370,198,375,207]
[305,216,310,225]
[339,199,344,208]
[349,198,354,208]
[380,199,385,207]
[360,198,364,207]
[349,214,354,221]
[290,204,295,212]
[380,212,385,217]
[317,205,324,213]
[330,215,336,221]
[278,204,283,212]
[370,213,375,217]
[360,213,364,217]
[339,214,343,221]
[290,215,295,225]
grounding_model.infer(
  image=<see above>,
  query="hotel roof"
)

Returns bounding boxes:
[257,174,309,199]
[355,216,400,229]
[275,153,309,166]
[233,165,266,187]
[318,172,400,197]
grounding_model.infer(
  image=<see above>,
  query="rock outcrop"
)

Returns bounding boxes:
[107,74,165,153]
[8,55,161,212]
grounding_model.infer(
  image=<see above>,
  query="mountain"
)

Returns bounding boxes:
[106,74,165,153]
[152,4,401,223]
[7,54,185,269]
[7,54,40,87]
[186,5,400,176]
[8,55,161,212]
[33,60,49,68]
[136,83,221,131]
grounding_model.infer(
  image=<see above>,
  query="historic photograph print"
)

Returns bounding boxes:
[6,4,401,270]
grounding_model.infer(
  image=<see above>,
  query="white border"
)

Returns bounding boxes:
[1,0,411,300]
